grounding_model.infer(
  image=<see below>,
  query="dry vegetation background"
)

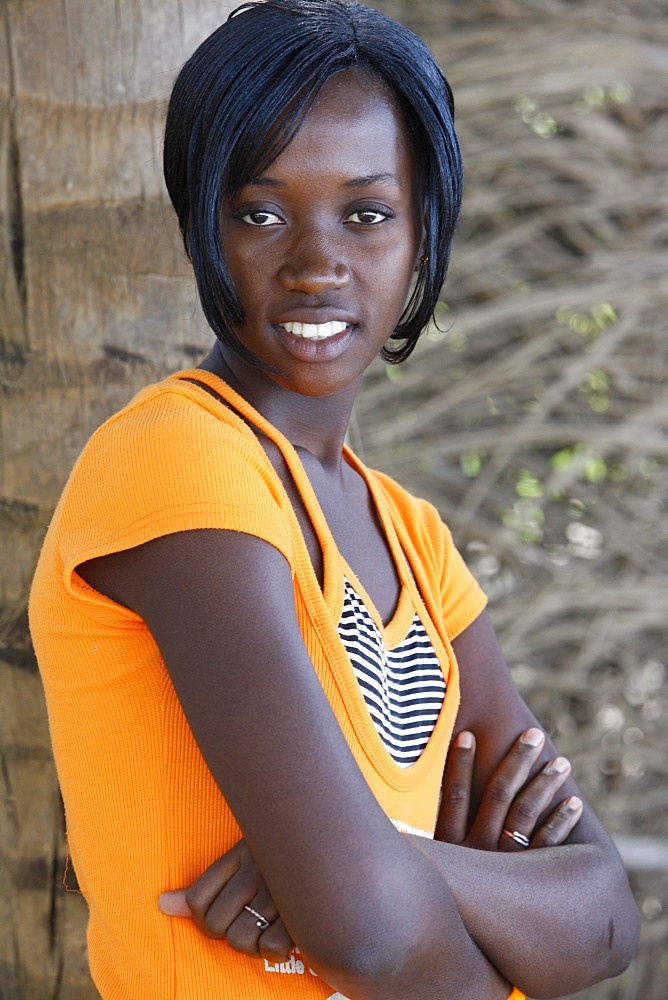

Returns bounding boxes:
[1,0,666,997]
[359,2,667,997]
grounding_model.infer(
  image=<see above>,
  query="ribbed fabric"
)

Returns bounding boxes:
[29,368,522,1000]
[337,577,445,767]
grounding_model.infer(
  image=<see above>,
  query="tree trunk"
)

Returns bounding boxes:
[0,3,231,995]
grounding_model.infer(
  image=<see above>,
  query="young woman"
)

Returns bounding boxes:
[29,2,639,998]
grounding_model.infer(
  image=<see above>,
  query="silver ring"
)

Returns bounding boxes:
[502,828,530,848]
[243,904,271,930]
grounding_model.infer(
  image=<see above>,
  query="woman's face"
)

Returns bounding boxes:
[218,69,423,398]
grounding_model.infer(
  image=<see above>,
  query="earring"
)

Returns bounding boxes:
[419,255,429,269]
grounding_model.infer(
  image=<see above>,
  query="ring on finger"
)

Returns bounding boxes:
[243,904,271,930]
[502,828,530,848]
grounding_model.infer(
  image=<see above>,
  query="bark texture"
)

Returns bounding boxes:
[1,3,231,996]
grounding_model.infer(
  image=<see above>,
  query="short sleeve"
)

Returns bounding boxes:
[55,381,293,596]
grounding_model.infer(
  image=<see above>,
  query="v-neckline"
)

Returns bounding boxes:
[337,565,416,650]
[173,368,459,790]
[177,368,413,630]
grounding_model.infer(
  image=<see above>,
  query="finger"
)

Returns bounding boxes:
[185,840,247,922]
[500,756,572,851]
[187,841,266,939]
[259,917,295,962]
[467,727,545,850]
[225,888,279,956]
[531,796,583,848]
[158,889,192,917]
[192,867,267,940]
[436,731,476,844]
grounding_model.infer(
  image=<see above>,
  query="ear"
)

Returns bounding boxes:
[414,244,428,274]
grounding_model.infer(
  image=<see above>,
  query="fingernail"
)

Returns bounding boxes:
[521,728,544,747]
[455,731,474,749]
[546,756,570,774]
[158,891,192,917]
[565,796,583,813]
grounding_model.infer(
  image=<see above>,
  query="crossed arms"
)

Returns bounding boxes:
[80,529,639,999]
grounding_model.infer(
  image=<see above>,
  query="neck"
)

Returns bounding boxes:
[197,341,358,467]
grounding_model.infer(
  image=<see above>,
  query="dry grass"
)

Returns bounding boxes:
[358,2,668,996]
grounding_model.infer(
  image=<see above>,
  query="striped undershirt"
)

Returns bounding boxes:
[336,578,446,768]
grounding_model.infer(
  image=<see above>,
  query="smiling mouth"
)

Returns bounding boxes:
[279,320,350,341]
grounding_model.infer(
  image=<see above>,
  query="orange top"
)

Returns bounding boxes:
[30,369,521,1000]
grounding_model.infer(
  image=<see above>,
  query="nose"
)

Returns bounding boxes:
[277,233,351,294]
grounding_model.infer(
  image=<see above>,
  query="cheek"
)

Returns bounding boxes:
[230,236,286,282]
[367,246,418,300]
[225,250,267,304]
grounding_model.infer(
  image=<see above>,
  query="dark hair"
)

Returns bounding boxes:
[163,0,463,364]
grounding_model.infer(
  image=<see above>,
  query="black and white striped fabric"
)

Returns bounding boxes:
[336,577,446,768]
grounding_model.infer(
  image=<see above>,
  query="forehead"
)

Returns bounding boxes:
[253,70,416,190]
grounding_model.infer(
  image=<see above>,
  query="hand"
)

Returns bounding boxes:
[158,838,294,960]
[436,728,583,851]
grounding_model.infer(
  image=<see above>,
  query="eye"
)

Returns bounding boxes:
[346,208,392,226]
[240,210,284,227]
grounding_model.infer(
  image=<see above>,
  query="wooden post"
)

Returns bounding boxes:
[1,2,231,995]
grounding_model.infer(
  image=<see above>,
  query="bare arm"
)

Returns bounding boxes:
[158,729,583,964]
[80,529,510,1000]
[164,720,635,998]
[414,612,640,998]
[80,535,638,999]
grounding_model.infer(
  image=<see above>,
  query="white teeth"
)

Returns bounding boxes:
[281,320,349,340]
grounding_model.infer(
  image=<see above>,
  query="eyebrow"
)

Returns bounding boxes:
[343,172,398,189]
[248,172,399,189]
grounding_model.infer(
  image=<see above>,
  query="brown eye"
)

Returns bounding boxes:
[346,209,390,225]
[241,210,283,227]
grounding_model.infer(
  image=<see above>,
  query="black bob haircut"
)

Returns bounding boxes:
[163,0,463,365]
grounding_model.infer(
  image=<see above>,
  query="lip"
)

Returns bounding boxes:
[273,320,356,362]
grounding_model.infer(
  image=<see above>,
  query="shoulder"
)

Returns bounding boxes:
[87,373,260,463]
[360,463,465,572]
[51,372,293,578]
[351,457,487,639]
[71,371,281,503]
[352,459,450,549]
